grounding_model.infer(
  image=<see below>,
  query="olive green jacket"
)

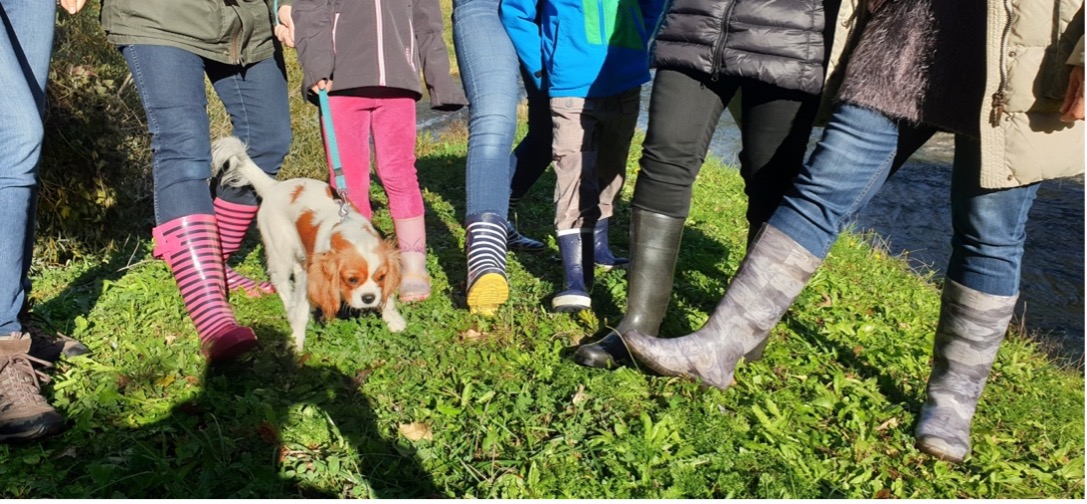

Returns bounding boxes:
[101,0,278,65]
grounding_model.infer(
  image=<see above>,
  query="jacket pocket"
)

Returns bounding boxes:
[1040,0,1083,100]
[115,0,228,44]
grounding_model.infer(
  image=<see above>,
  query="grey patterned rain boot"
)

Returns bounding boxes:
[622,224,821,390]
[915,280,1017,463]
[573,209,684,369]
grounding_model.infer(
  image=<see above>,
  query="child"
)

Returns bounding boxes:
[501,0,664,312]
[293,0,466,303]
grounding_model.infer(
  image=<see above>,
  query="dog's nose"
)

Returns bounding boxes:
[361,293,376,305]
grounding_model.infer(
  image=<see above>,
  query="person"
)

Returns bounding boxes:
[573,0,855,367]
[503,64,552,255]
[290,0,467,304]
[507,58,629,270]
[621,0,1085,464]
[0,0,89,442]
[100,0,293,362]
[502,0,664,313]
[441,0,524,316]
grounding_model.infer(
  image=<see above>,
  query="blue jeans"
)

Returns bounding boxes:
[121,45,291,224]
[768,103,1038,297]
[0,0,55,335]
[453,0,521,218]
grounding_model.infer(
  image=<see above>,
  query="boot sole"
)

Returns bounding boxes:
[0,414,66,442]
[467,273,509,316]
[552,293,591,313]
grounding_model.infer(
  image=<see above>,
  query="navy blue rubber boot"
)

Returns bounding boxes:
[594,219,629,270]
[553,230,593,312]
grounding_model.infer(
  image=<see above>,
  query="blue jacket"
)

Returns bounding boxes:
[501,0,665,98]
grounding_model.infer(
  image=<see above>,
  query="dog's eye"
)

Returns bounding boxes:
[373,272,385,282]
[347,276,359,285]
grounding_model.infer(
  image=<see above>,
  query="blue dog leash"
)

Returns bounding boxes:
[318,88,351,219]
[276,4,350,220]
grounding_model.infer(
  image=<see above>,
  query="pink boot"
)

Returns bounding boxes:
[213,198,275,297]
[393,215,431,303]
[153,214,258,362]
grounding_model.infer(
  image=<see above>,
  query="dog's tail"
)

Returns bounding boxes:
[211,136,278,197]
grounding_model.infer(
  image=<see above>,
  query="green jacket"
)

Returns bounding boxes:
[101,0,278,65]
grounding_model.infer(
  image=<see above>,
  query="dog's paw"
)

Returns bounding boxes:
[384,311,407,333]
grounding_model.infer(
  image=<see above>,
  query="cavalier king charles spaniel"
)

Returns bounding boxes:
[212,136,405,352]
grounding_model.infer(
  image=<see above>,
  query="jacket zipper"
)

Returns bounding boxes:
[230,18,242,64]
[375,0,387,86]
[989,0,1013,126]
[709,1,739,81]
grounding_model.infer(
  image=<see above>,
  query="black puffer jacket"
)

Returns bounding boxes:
[651,0,840,95]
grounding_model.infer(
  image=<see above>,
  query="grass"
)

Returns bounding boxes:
[2,4,1083,499]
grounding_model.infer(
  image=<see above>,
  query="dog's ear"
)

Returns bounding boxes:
[307,251,341,320]
[378,238,401,303]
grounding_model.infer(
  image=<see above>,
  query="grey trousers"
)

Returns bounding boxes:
[550,87,641,230]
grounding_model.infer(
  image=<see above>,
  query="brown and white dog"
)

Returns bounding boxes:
[211,136,405,352]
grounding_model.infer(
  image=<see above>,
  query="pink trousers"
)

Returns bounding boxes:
[322,89,424,219]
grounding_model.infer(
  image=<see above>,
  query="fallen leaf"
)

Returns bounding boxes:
[398,422,433,441]
[185,375,200,386]
[460,328,484,341]
[875,417,899,432]
[257,422,280,444]
[852,345,864,357]
[55,446,78,459]
[817,293,833,308]
[874,488,891,499]
[164,334,178,345]
[571,384,588,405]
[352,368,374,388]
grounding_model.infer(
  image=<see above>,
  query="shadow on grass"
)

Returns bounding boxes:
[28,325,438,498]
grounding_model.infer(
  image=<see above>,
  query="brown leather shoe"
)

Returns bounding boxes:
[0,333,65,442]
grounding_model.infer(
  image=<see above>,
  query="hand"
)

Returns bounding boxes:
[311,79,332,94]
[1060,65,1084,122]
[275,5,295,48]
[58,0,87,15]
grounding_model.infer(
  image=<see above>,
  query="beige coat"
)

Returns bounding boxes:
[980,0,1084,188]
[819,0,1084,189]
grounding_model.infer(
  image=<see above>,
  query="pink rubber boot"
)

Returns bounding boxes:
[393,215,431,303]
[213,198,275,297]
[153,214,258,362]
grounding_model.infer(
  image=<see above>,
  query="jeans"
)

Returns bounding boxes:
[769,103,1038,297]
[509,65,553,203]
[0,0,55,335]
[121,44,291,224]
[453,0,521,218]
[632,69,820,244]
[323,89,424,220]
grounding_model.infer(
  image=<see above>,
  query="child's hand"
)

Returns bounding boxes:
[58,0,87,15]
[276,5,296,48]
[311,79,333,94]
[1060,65,1084,123]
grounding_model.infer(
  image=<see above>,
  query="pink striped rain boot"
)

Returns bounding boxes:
[213,198,275,297]
[153,214,258,362]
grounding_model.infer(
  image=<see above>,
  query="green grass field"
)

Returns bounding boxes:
[1,5,1082,498]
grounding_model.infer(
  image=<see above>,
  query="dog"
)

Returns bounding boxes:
[211,136,406,352]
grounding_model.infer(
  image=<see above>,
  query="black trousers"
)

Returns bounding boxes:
[509,65,554,202]
[632,68,820,244]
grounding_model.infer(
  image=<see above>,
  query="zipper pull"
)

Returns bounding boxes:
[989,92,1006,126]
